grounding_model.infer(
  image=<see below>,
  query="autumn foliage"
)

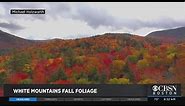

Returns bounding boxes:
[0,33,185,95]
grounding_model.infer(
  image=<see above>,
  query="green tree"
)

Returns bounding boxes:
[88,67,99,83]
[127,55,138,64]
[72,71,88,81]
[36,49,53,60]
[64,57,76,67]
[49,68,67,83]
[6,52,31,72]
[96,47,110,53]
[20,78,32,84]
[61,47,76,67]
[123,62,135,82]
[99,72,107,83]
[0,72,7,84]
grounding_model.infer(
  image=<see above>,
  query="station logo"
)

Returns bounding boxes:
[148,84,181,97]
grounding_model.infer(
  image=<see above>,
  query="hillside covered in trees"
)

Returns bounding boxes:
[0,32,185,95]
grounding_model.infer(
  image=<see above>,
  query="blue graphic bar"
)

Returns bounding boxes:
[9,97,37,102]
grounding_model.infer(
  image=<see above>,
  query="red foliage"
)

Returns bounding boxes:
[96,53,112,78]
[33,60,48,84]
[128,63,141,82]
[117,50,127,60]
[143,67,164,82]
[110,50,116,57]
[103,56,112,67]
[71,64,84,73]
[46,58,63,74]
[148,48,158,56]
[160,45,168,51]
[0,87,3,97]
[8,72,29,84]
[143,42,151,49]
[124,47,132,56]
[97,53,112,67]
[65,68,73,77]
[33,58,63,84]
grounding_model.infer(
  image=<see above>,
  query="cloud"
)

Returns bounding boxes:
[0,22,24,31]
[71,4,117,29]
[1,2,185,31]
[58,4,185,31]
[142,17,185,29]
[56,4,139,31]
[0,2,185,40]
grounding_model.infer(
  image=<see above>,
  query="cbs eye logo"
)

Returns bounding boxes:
[152,85,158,92]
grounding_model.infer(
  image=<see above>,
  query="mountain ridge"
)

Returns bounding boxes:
[0,26,185,49]
[0,30,35,49]
[146,27,185,42]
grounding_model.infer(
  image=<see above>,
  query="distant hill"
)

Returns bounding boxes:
[1,26,185,51]
[0,30,35,49]
[146,27,185,43]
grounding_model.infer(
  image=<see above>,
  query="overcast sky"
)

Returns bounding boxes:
[0,2,185,40]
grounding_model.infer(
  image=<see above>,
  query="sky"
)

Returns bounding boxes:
[0,2,185,40]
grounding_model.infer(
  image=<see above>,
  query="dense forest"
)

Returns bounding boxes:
[0,33,185,95]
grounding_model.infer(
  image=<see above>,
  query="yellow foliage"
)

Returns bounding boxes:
[75,56,85,64]
[109,78,130,84]
[137,59,149,69]
[112,60,125,71]
[76,78,90,84]
[138,78,156,84]
[167,53,176,60]
[23,64,32,73]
